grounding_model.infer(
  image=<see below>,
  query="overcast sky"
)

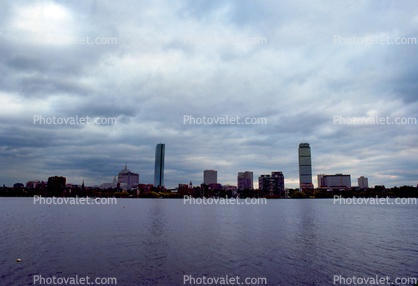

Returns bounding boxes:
[0,0,417,189]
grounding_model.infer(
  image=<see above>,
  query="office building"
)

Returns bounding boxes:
[300,183,314,191]
[154,143,165,187]
[137,184,153,194]
[237,171,253,190]
[26,180,41,188]
[118,166,139,189]
[223,184,237,192]
[358,176,368,189]
[223,184,238,197]
[209,183,222,190]
[258,172,285,197]
[203,170,217,185]
[47,176,66,195]
[299,143,313,188]
[100,176,117,189]
[317,174,351,189]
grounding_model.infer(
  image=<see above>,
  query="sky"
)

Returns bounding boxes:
[0,0,417,189]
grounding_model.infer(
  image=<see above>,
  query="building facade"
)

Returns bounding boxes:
[118,165,139,189]
[358,176,368,189]
[317,174,351,189]
[209,183,222,190]
[299,143,313,188]
[47,176,66,195]
[100,176,117,189]
[26,180,41,188]
[154,143,165,187]
[237,171,253,190]
[258,172,285,197]
[203,170,217,185]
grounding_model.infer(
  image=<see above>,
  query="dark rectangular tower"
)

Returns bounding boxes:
[298,143,312,188]
[154,143,165,187]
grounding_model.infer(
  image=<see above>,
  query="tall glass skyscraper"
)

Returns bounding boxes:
[298,143,312,188]
[154,143,165,187]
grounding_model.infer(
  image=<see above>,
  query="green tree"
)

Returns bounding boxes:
[291,192,307,199]
[305,190,313,198]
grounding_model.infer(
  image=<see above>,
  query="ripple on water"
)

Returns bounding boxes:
[0,198,417,286]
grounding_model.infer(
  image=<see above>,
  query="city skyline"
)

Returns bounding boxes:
[0,138,416,189]
[7,150,373,190]
[0,141,412,189]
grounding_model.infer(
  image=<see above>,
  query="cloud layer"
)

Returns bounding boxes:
[1,0,417,188]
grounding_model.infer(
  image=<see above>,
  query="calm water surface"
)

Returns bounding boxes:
[1,198,417,285]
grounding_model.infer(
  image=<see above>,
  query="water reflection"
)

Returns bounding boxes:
[1,198,417,286]
[142,200,170,285]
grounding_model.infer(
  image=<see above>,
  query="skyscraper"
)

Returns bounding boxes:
[237,171,253,190]
[203,170,217,185]
[154,143,165,187]
[298,143,312,188]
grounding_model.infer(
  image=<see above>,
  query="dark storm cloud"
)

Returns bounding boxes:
[0,0,417,188]
[0,126,54,150]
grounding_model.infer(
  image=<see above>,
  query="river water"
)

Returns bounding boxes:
[1,197,417,285]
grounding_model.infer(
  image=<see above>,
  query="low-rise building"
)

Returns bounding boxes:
[317,174,351,189]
